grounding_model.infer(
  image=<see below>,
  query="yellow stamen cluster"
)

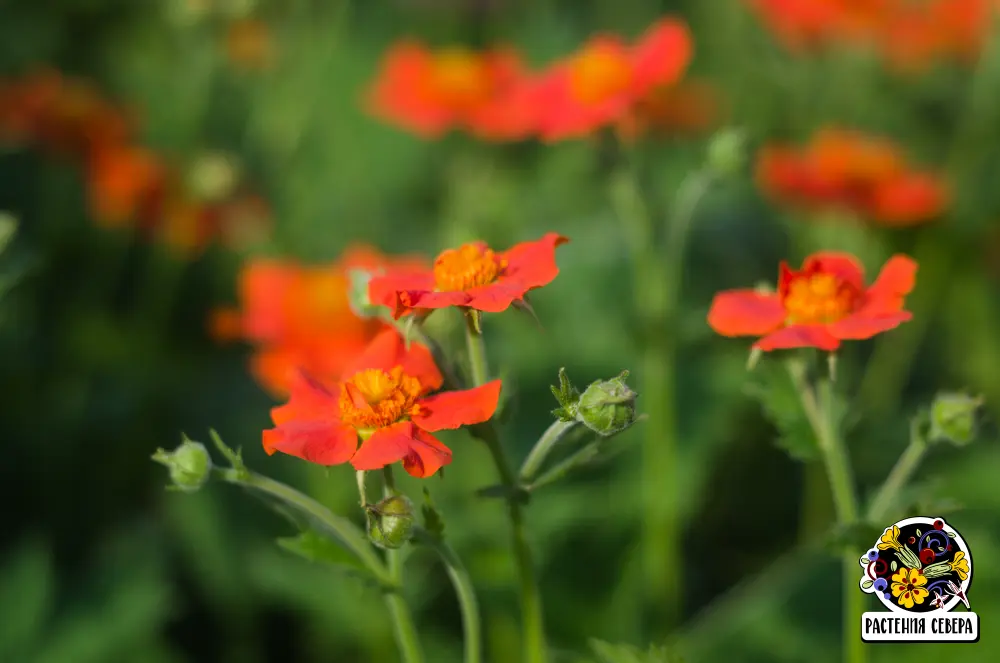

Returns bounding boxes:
[433,242,506,292]
[783,273,858,324]
[338,367,422,430]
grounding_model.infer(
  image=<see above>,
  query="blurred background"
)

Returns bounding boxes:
[1,0,999,661]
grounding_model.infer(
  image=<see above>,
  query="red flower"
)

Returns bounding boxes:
[213,247,427,396]
[368,233,568,319]
[755,128,948,226]
[707,252,917,351]
[366,41,526,139]
[263,329,502,477]
[534,18,692,141]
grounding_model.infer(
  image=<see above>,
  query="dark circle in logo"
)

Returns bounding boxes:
[859,517,972,614]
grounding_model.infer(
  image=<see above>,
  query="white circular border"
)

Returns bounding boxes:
[859,516,973,614]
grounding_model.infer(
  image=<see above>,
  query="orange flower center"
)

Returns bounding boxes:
[569,43,632,104]
[338,367,422,430]
[782,273,859,324]
[433,242,506,291]
[430,48,492,109]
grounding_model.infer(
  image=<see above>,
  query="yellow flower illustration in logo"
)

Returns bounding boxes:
[950,551,970,581]
[891,567,929,609]
[878,525,902,551]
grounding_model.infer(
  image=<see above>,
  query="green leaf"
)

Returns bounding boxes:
[744,363,820,461]
[947,531,957,538]
[420,488,445,542]
[589,639,684,663]
[891,560,898,572]
[276,530,365,571]
[862,579,874,590]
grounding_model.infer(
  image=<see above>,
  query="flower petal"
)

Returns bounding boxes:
[350,422,413,471]
[827,311,912,340]
[630,18,693,94]
[401,428,453,478]
[262,421,357,466]
[413,380,502,432]
[499,232,569,291]
[341,328,443,392]
[368,270,437,316]
[755,324,840,351]
[707,289,786,336]
[861,254,917,315]
[801,251,865,291]
[270,371,339,425]
[365,42,454,137]
[396,289,471,317]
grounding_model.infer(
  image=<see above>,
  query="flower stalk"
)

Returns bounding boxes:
[380,466,425,663]
[787,359,865,663]
[464,315,548,663]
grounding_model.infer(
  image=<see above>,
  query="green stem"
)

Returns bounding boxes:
[464,317,547,663]
[519,420,579,481]
[381,466,424,663]
[216,467,393,587]
[413,528,483,663]
[787,362,865,663]
[527,440,601,492]
[610,163,712,630]
[865,430,928,523]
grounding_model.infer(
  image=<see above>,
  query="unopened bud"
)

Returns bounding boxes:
[366,495,414,550]
[929,392,983,446]
[152,437,212,492]
[576,371,637,437]
[707,127,746,177]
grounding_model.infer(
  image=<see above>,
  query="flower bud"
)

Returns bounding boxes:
[576,371,637,437]
[929,392,983,446]
[348,269,385,319]
[366,495,414,550]
[152,437,212,492]
[707,127,746,177]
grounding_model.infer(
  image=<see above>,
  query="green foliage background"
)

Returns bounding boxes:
[1,1,998,662]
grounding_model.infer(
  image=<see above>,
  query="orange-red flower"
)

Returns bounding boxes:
[756,128,948,226]
[87,145,166,228]
[747,0,996,70]
[708,252,917,351]
[263,329,502,477]
[368,233,568,319]
[366,41,528,139]
[214,247,427,396]
[534,18,692,141]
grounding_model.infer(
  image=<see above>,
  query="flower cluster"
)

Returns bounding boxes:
[756,128,949,226]
[365,17,721,142]
[0,69,271,254]
[747,0,994,71]
[211,246,427,396]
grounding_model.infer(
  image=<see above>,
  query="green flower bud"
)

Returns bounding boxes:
[576,371,637,437]
[366,495,414,550]
[929,392,983,446]
[347,268,387,319]
[152,438,212,492]
[707,127,746,177]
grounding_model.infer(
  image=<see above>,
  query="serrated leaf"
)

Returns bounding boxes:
[420,488,445,542]
[276,530,365,571]
[744,363,819,461]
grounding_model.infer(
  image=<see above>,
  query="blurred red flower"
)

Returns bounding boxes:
[263,329,501,477]
[617,79,722,141]
[748,0,996,70]
[366,41,529,139]
[87,145,166,228]
[213,247,428,396]
[533,18,692,141]
[708,251,917,351]
[756,128,948,226]
[369,232,567,319]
